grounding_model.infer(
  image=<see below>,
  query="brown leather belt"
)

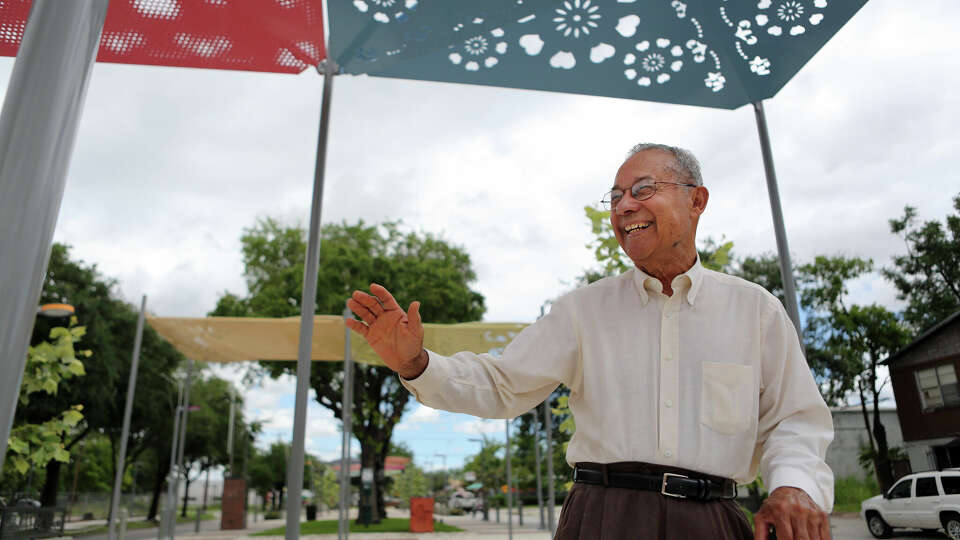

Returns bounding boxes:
[573,465,737,501]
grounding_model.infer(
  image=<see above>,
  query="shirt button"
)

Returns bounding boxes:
[665,400,673,408]
[664,450,673,458]
[664,355,672,362]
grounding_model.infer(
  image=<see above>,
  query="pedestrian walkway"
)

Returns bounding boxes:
[175,507,554,540]
[67,508,938,540]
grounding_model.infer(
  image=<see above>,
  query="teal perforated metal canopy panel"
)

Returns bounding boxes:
[329,0,867,110]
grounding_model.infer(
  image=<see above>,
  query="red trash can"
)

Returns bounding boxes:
[409,497,434,532]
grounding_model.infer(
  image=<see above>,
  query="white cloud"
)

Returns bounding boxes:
[408,404,441,423]
[454,419,504,435]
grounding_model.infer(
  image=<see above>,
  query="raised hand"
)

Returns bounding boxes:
[345,283,428,379]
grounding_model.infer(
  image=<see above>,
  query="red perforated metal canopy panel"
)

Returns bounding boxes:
[0,0,325,74]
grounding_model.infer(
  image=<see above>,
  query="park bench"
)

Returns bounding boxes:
[0,505,66,539]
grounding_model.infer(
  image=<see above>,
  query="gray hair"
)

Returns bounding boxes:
[625,143,703,186]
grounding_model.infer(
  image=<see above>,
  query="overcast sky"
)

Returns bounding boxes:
[4,0,958,473]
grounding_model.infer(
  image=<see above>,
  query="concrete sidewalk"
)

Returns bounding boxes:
[81,508,930,540]
[182,507,553,540]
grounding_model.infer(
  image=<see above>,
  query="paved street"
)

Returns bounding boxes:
[829,514,945,540]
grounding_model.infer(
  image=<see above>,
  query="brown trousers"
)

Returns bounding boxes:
[555,463,754,540]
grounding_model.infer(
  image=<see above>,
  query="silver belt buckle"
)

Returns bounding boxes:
[661,472,688,498]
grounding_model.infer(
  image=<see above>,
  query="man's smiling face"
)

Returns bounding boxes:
[609,149,708,272]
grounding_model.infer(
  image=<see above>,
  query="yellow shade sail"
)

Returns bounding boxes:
[147,315,528,366]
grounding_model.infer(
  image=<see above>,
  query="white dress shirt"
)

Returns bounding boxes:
[401,262,835,511]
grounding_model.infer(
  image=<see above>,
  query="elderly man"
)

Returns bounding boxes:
[346,143,834,540]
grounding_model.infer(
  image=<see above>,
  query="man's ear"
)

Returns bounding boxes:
[691,186,709,216]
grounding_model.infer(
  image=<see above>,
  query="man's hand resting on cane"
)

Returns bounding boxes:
[345,283,428,380]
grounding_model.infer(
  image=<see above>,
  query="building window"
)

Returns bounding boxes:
[916,363,960,411]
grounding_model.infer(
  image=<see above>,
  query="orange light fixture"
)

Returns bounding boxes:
[38,303,75,318]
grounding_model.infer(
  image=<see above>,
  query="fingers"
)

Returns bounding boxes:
[344,317,368,337]
[818,513,830,540]
[370,283,402,311]
[407,301,424,337]
[347,296,377,325]
[753,515,770,540]
[776,520,794,540]
[352,290,384,317]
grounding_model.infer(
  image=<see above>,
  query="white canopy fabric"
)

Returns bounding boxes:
[147,315,528,365]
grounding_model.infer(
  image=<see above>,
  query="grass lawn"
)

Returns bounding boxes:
[71,512,215,536]
[253,518,463,535]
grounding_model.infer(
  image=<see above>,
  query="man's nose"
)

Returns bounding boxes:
[616,192,643,214]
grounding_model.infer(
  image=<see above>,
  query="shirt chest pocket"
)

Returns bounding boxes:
[700,362,755,435]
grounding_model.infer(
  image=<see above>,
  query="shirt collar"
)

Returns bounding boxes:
[631,254,704,307]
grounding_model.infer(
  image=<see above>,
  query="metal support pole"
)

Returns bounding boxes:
[109,295,147,540]
[752,101,803,337]
[287,58,337,540]
[0,0,109,477]
[532,407,545,530]
[544,401,556,536]
[161,382,184,540]
[338,306,355,540]
[227,388,236,477]
[506,419,513,540]
[172,361,194,536]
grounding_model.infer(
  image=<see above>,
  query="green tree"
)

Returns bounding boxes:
[3,323,86,485]
[212,218,485,523]
[390,465,430,505]
[312,465,341,509]
[800,256,910,491]
[883,193,960,333]
[247,441,290,510]
[174,375,250,517]
[462,436,504,510]
[10,244,186,512]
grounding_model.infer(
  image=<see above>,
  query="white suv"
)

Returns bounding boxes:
[860,470,960,539]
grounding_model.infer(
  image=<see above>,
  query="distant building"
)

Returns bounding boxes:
[827,406,903,480]
[328,456,412,477]
[885,310,960,472]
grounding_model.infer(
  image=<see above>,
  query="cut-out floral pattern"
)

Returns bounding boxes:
[744,0,827,41]
[622,38,685,86]
[514,0,610,71]
[704,71,725,92]
[749,56,771,75]
[725,0,829,77]
[554,0,602,38]
[449,20,508,71]
[351,0,418,24]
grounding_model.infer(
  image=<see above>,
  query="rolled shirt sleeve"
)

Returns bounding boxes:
[756,301,835,512]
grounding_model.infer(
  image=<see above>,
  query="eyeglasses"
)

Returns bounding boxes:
[601,180,698,210]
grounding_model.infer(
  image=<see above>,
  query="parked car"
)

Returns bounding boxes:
[448,491,478,511]
[860,469,960,539]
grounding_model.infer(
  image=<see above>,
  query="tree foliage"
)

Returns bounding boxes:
[5,323,87,479]
[883,193,960,333]
[799,255,910,491]
[212,218,486,523]
[390,465,430,504]
[7,243,186,512]
[175,374,252,516]
[462,436,504,497]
